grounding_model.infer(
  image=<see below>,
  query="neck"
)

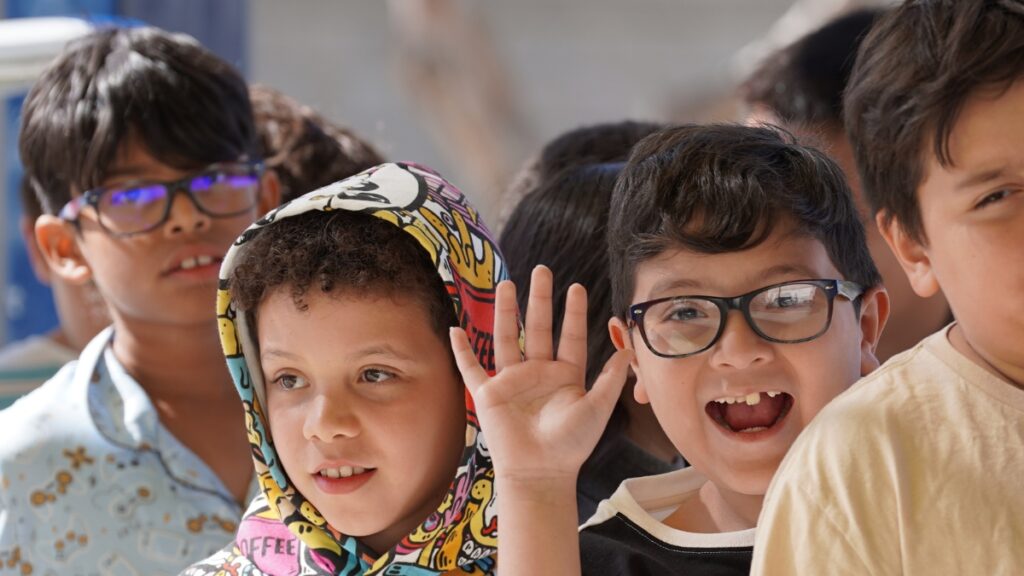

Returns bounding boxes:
[108,313,235,402]
[697,480,762,531]
[948,324,1024,390]
[663,478,762,534]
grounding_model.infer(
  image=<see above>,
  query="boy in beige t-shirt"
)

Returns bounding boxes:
[751,2,1024,574]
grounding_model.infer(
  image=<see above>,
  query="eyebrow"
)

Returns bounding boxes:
[260,343,415,364]
[955,167,1008,190]
[647,263,820,298]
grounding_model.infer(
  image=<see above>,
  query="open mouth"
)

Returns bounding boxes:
[705,391,794,434]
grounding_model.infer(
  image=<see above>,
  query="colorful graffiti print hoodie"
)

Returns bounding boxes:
[184,163,503,575]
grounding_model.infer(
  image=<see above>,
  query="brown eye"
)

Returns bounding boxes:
[275,374,308,390]
[361,369,395,384]
[975,189,1012,209]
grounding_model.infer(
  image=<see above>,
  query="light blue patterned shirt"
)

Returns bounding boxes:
[0,328,258,575]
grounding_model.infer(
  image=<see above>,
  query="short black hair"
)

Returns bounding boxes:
[250,85,385,203]
[845,0,1024,243]
[742,8,883,127]
[19,27,256,216]
[231,210,457,340]
[499,121,662,227]
[501,163,621,390]
[609,124,881,319]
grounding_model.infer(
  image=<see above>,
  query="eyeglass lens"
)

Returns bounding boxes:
[97,166,260,235]
[642,282,830,356]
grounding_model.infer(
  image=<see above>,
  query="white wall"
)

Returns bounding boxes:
[249,0,795,215]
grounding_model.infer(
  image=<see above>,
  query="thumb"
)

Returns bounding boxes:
[449,327,489,395]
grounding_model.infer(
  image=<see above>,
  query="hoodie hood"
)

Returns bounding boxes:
[191,163,503,575]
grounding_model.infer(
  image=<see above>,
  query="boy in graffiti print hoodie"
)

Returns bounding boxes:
[184,163,503,575]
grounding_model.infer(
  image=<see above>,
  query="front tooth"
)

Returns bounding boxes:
[197,255,213,266]
[746,393,761,406]
[324,468,340,479]
[339,466,354,478]
[180,258,197,270]
[725,397,737,404]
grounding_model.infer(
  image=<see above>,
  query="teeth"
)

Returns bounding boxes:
[178,256,215,271]
[319,466,368,479]
[712,391,785,406]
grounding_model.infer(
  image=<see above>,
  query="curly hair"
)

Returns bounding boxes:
[251,85,385,203]
[231,210,456,337]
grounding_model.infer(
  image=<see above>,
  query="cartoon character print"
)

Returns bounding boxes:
[206,163,504,576]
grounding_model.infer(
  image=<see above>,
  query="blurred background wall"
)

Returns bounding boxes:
[1,0,861,344]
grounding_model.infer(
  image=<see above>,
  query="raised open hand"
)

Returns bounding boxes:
[449,265,632,483]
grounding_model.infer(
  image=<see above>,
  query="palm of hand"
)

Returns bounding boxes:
[450,266,631,482]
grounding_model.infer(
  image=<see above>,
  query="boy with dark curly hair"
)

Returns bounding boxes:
[185,163,503,575]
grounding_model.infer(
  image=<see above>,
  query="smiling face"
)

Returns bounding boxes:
[610,224,884,497]
[257,289,467,554]
[882,79,1024,386]
[63,138,276,327]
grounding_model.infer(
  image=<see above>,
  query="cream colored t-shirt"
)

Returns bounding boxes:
[751,326,1024,575]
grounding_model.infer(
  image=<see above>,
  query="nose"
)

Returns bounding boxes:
[709,310,775,370]
[302,392,361,442]
[163,187,212,237]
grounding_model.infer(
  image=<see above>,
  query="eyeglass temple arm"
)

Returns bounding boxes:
[837,280,865,300]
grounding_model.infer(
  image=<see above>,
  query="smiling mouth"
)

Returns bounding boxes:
[317,465,375,479]
[705,392,794,434]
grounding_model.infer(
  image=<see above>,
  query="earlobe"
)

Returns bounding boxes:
[856,285,890,375]
[35,215,92,285]
[609,317,649,404]
[877,213,940,298]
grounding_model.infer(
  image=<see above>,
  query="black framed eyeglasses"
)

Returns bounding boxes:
[59,160,264,237]
[628,279,865,359]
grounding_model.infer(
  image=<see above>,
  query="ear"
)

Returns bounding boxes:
[855,285,890,376]
[877,212,940,298]
[258,170,282,214]
[35,215,92,285]
[609,316,650,405]
[20,215,51,284]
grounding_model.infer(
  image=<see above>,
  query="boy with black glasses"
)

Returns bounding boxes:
[449,123,889,575]
[0,28,279,574]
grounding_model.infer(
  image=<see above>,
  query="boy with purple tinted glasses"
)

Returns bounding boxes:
[0,27,279,575]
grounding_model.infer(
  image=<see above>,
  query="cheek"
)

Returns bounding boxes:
[266,403,306,473]
[788,342,862,426]
[639,361,703,436]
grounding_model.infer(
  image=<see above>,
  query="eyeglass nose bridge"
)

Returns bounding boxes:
[153,177,220,235]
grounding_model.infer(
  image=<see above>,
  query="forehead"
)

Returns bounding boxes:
[632,225,843,301]
[922,79,1024,189]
